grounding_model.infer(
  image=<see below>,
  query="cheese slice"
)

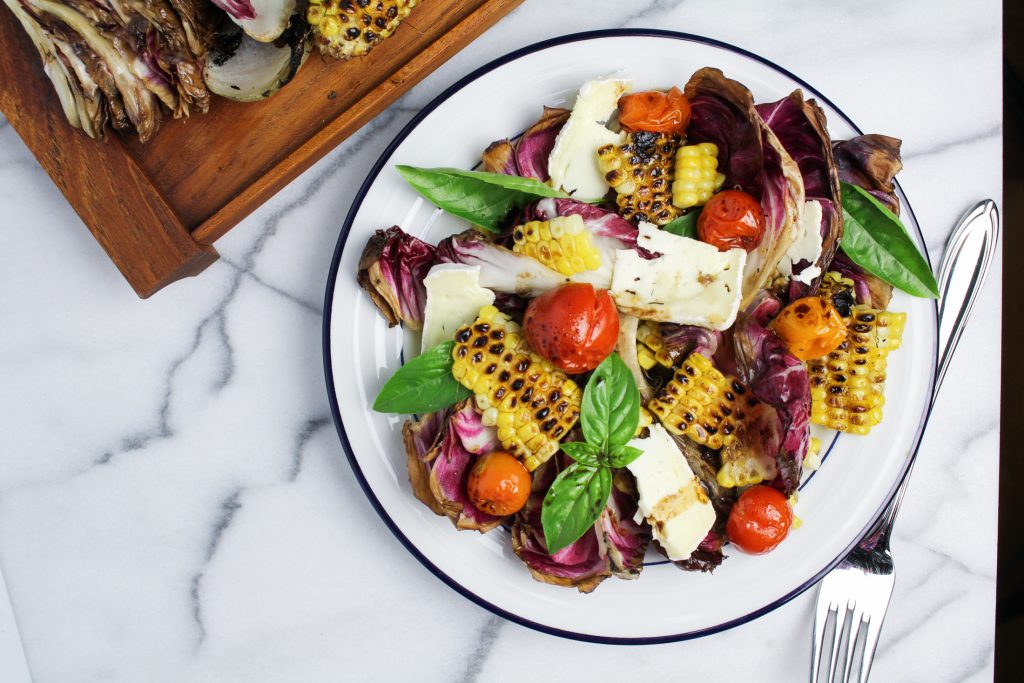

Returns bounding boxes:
[548,75,631,198]
[420,264,495,352]
[626,424,717,561]
[778,199,824,285]
[610,222,746,330]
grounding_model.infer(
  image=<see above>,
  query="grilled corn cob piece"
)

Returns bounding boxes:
[307,0,416,60]
[647,353,755,449]
[816,271,857,317]
[597,130,681,225]
[511,215,601,276]
[451,306,581,470]
[636,321,673,370]
[672,142,726,209]
[808,306,907,434]
[716,441,775,488]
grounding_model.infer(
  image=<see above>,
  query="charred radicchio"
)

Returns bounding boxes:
[357,226,436,330]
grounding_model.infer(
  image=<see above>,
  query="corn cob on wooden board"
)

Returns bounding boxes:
[0,0,523,297]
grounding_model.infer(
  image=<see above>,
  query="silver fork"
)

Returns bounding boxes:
[810,199,1000,683]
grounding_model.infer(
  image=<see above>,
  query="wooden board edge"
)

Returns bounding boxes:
[191,0,524,245]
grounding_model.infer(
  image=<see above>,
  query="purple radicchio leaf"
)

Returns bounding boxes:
[832,134,904,216]
[524,197,639,249]
[452,405,499,455]
[481,107,570,181]
[428,401,505,532]
[684,68,805,307]
[209,0,257,21]
[831,251,893,310]
[403,411,448,516]
[597,473,651,579]
[660,324,721,364]
[673,528,727,573]
[511,458,610,593]
[757,91,843,297]
[356,226,436,331]
[732,296,811,496]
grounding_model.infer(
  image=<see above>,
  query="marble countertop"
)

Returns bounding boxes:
[0,0,1002,680]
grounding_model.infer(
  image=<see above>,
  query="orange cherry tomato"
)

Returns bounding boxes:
[697,189,766,251]
[467,451,531,516]
[771,297,847,361]
[618,86,691,135]
[523,283,619,374]
[726,485,793,554]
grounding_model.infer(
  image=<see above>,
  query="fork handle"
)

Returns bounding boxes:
[874,199,1000,540]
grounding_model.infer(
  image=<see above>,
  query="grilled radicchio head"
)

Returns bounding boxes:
[598,473,651,579]
[482,107,570,181]
[357,226,436,330]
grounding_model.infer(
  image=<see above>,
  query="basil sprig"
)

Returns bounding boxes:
[662,210,700,239]
[396,166,569,233]
[541,353,643,555]
[840,182,939,298]
[373,341,470,414]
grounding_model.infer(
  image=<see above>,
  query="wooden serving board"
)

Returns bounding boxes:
[0,0,523,297]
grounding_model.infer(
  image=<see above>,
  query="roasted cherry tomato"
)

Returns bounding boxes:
[726,485,793,554]
[697,189,766,251]
[467,451,531,516]
[618,86,691,135]
[523,283,619,374]
[772,297,847,361]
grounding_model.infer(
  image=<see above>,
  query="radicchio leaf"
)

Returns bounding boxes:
[524,197,639,249]
[356,226,436,331]
[511,458,611,593]
[403,411,447,516]
[684,68,805,307]
[482,107,570,181]
[732,296,811,495]
[597,472,651,579]
[673,529,727,573]
[660,324,721,363]
[615,314,655,401]
[831,251,893,310]
[832,134,904,215]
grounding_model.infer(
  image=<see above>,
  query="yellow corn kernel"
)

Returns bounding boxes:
[636,406,653,436]
[511,215,601,276]
[597,130,681,225]
[451,306,581,470]
[671,142,726,209]
[309,0,417,60]
[636,321,674,369]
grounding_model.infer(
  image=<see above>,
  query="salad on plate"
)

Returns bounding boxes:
[356,67,938,593]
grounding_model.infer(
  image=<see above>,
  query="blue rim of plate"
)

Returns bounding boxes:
[322,28,939,645]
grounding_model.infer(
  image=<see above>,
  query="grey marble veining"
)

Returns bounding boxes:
[0,0,1001,680]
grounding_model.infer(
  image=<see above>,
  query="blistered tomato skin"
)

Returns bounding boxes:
[467,451,531,516]
[772,297,847,361]
[697,189,766,251]
[618,87,691,135]
[523,284,619,374]
[726,485,793,554]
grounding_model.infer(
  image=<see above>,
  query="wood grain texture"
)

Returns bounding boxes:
[0,0,521,297]
[0,5,218,298]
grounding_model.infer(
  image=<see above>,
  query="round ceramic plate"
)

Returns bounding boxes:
[323,30,937,643]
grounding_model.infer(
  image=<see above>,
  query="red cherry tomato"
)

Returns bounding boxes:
[467,451,531,516]
[523,283,619,374]
[726,485,793,554]
[697,189,766,251]
[618,87,691,135]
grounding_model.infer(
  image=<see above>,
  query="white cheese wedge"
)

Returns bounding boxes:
[547,75,631,198]
[626,424,717,561]
[610,222,746,330]
[778,199,824,285]
[420,264,496,352]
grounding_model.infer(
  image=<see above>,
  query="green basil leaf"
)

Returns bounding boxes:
[559,442,602,466]
[373,341,471,414]
[662,210,700,238]
[580,353,641,451]
[396,166,568,233]
[541,463,611,555]
[840,182,939,298]
[606,444,644,468]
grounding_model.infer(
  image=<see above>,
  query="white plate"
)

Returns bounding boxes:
[323,30,937,643]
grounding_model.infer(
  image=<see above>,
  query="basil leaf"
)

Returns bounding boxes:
[580,353,641,451]
[840,182,939,298]
[396,166,567,233]
[541,463,611,555]
[662,210,700,238]
[373,341,471,414]
[606,444,644,468]
[559,442,602,466]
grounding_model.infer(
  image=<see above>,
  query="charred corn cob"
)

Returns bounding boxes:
[808,306,907,434]
[511,215,601,276]
[646,353,755,449]
[636,321,673,370]
[716,441,775,488]
[451,306,581,470]
[307,0,416,60]
[816,271,857,317]
[672,142,726,209]
[597,130,681,225]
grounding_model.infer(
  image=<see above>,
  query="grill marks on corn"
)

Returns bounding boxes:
[307,0,416,60]
[451,306,581,471]
[597,131,682,225]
